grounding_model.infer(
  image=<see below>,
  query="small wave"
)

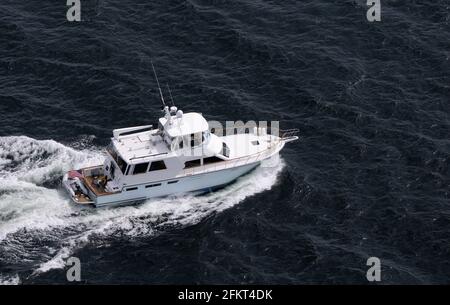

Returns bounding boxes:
[0,136,284,276]
[0,274,20,285]
[0,136,102,185]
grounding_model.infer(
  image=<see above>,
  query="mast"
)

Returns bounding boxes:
[151,60,166,108]
[167,83,176,108]
[151,61,171,124]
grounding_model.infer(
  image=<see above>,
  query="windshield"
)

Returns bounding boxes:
[107,144,128,174]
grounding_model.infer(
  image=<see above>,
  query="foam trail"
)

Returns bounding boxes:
[0,136,284,277]
[0,274,21,285]
[0,136,104,240]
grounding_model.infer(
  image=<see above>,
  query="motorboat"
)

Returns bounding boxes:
[62,104,298,207]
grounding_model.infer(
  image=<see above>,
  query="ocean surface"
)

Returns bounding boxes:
[0,0,449,284]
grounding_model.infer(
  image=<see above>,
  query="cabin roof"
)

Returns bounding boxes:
[159,112,209,138]
[112,130,170,164]
[110,112,210,164]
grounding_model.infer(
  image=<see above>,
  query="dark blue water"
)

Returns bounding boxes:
[0,0,449,284]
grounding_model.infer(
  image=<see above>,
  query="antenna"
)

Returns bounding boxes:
[151,60,166,108]
[166,83,175,106]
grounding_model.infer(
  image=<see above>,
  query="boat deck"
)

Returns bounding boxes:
[73,193,93,204]
[83,175,116,196]
[221,133,275,159]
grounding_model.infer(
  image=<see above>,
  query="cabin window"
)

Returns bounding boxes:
[222,142,230,157]
[107,144,128,174]
[107,144,118,160]
[202,131,208,142]
[110,162,115,178]
[185,159,201,169]
[125,165,130,175]
[149,160,167,171]
[198,133,204,145]
[146,183,161,188]
[190,133,195,147]
[168,180,179,184]
[203,156,224,165]
[251,140,260,145]
[118,156,128,174]
[174,136,186,150]
[126,187,138,191]
[190,133,203,147]
[133,162,149,175]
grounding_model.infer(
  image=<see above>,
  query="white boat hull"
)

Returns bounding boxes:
[64,160,262,207]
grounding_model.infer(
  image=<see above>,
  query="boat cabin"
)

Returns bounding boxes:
[99,106,225,193]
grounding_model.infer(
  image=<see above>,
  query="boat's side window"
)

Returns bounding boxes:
[190,133,203,147]
[175,136,185,150]
[110,162,115,179]
[126,187,138,191]
[133,162,149,175]
[222,142,230,157]
[107,144,118,161]
[107,145,128,174]
[185,159,201,169]
[149,160,167,171]
[199,132,204,144]
[203,156,224,165]
[202,131,208,142]
[168,180,179,184]
[190,133,195,147]
[117,155,128,174]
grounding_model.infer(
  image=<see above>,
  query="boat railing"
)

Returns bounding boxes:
[212,127,270,136]
[212,127,299,138]
[180,143,279,177]
[279,128,300,139]
[81,165,103,177]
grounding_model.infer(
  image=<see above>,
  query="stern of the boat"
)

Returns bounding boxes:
[62,170,95,205]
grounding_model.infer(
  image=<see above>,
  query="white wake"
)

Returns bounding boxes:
[0,136,284,282]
